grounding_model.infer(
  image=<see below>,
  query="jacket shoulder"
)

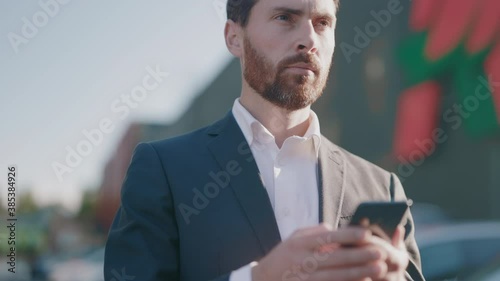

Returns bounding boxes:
[322,136,391,178]
[143,112,231,153]
[321,136,394,201]
[338,146,391,178]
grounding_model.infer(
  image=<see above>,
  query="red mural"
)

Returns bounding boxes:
[393,0,500,162]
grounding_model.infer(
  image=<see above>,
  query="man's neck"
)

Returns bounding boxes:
[239,90,311,148]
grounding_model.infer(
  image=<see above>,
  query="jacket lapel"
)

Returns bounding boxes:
[206,111,282,254]
[205,112,346,252]
[317,136,346,229]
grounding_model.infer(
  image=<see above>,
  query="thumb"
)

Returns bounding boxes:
[392,225,406,248]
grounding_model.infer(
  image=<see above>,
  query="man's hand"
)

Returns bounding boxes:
[251,224,409,281]
[372,225,409,281]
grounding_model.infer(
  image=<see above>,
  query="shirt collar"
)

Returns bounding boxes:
[232,98,321,156]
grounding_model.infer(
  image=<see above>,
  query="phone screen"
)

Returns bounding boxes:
[348,201,410,240]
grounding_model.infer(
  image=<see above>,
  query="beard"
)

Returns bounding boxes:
[243,35,331,111]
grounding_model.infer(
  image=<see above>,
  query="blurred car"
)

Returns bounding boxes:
[410,202,451,230]
[416,221,500,281]
[0,258,31,281]
[462,257,500,281]
[50,247,104,281]
[43,247,104,281]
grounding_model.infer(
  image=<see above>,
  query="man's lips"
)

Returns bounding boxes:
[285,63,318,74]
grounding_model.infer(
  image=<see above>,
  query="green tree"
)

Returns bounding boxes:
[18,190,39,214]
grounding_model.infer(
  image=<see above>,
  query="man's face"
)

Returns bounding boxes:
[242,0,337,111]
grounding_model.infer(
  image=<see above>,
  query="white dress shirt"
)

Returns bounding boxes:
[229,98,321,281]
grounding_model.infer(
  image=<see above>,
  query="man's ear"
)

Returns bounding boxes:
[224,19,243,58]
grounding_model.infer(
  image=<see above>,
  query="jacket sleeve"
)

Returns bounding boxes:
[103,142,181,280]
[390,173,426,281]
[102,142,238,281]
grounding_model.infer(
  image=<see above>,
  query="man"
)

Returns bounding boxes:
[104,0,425,280]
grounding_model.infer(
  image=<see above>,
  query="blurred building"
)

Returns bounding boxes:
[96,59,243,230]
[97,0,500,232]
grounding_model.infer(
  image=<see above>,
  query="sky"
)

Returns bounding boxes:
[0,0,233,211]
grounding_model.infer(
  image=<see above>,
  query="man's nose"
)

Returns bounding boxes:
[296,20,319,54]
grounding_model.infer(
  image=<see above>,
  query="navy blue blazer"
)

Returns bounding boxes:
[104,111,424,281]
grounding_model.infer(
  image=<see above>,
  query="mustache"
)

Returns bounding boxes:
[278,53,321,73]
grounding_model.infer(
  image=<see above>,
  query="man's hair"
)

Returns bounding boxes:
[227,0,340,27]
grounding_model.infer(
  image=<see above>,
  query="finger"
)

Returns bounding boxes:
[367,224,391,242]
[311,261,387,281]
[364,236,409,272]
[291,224,337,253]
[373,271,406,281]
[292,223,334,238]
[316,245,387,268]
[301,227,372,251]
[391,225,405,248]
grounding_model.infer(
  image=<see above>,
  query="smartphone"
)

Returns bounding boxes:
[348,201,410,241]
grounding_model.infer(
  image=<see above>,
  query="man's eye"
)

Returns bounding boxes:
[316,19,331,27]
[275,14,291,21]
